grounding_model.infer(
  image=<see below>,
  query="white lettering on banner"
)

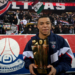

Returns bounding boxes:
[24,2,28,9]
[56,3,65,10]
[11,2,65,10]
[65,39,75,68]
[0,59,24,73]
[44,3,54,10]
[12,2,20,9]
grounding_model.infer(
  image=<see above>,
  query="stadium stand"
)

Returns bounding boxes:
[0,10,75,34]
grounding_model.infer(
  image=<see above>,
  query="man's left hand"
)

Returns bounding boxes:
[47,65,56,75]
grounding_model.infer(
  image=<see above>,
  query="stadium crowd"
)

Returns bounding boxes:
[0,10,75,34]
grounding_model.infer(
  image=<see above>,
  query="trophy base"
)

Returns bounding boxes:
[33,68,51,75]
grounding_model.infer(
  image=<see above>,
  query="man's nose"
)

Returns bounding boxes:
[43,24,47,27]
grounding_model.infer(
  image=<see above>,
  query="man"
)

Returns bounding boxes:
[33,24,38,34]
[22,17,27,26]
[23,15,73,75]
[27,28,33,34]
[12,15,18,25]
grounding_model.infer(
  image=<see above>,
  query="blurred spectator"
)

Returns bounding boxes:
[55,25,59,34]
[25,12,29,20]
[0,27,6,34]
[63,25,69,34]
[18,11,23,20]
[22,17,27,25]
[12,15,18,25]
[51,25,56,33]
[33,24,38,34]
[27,28,33,34]
[29,25,32,29]
[57,25,63,34]
[15,10,20,19]
[22,25,27,34]
[69,26,74,34]
[28,12,32,22]
[53,18,57,25]
[19,22,23,33]
[3,15,10,23]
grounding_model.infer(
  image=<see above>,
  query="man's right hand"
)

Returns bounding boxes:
[29,64,37,75]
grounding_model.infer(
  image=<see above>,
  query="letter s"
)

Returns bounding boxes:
[56,3,65,10]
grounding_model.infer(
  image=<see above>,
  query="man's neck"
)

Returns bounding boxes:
[39,32,50,39]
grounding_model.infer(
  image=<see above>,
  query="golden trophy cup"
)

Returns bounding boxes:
[31,39,50,75]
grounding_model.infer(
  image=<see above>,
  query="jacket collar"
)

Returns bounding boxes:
[35,31,54,40]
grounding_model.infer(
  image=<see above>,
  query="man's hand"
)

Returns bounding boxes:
[29,64,37,75]
[47,65,56,75]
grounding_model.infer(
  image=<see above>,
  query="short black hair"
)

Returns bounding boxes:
[37,15,51,22]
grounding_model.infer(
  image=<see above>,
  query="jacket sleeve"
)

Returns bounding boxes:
[55,37,74,74]
[23,40,34,69]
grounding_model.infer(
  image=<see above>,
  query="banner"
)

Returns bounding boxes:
[0,34,75,75]
[10,1,75,10]
[0,35,29,75]
[0,0,11,16]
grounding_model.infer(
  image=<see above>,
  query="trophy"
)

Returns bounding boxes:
[31,39,50,75]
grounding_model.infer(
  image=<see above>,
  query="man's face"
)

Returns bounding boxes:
[37,17,51,35]
[14,16,16,19]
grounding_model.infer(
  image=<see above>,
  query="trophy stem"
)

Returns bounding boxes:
[32,39,49,74]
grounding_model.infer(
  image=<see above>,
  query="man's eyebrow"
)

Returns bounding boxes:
[40,21,50,23]
[39,22,44,23]
[46,21,50,22]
